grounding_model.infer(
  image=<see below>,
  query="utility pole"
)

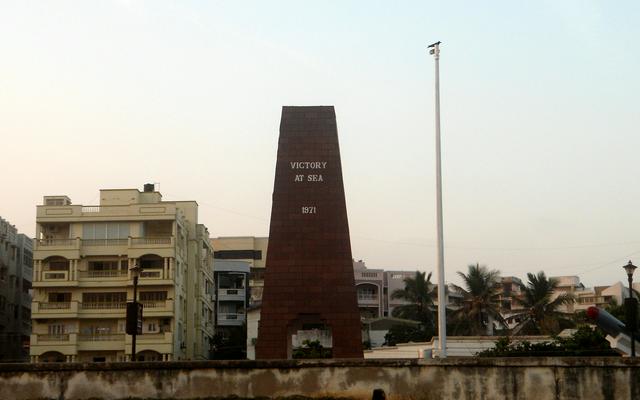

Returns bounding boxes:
[429,41,446,358]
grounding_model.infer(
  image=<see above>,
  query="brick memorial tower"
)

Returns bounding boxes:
[255,106,363,359]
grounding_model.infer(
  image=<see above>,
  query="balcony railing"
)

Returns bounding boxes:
[140,270,162,279]
[81,302,126,310]
[218,312,246,321]
[38,334,70,342]
[219,288,245,296]
[43,271,68,280]
[82,239,127,246]
[131,237,172,245]
[79,270,128,278]
[138,333,166,339]
[140,300,166,308]
[78,334,124,342]
[39,302,71,310]
[37,239,75,247]
[358,294,378,301]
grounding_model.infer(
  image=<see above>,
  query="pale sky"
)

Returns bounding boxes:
[1,1,639,288]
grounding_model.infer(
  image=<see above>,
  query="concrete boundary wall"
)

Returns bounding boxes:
[0,358,639,400]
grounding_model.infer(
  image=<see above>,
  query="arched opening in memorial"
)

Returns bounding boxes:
[287,313,333,359]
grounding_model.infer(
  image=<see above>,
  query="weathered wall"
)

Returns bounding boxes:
[0,358,638,400]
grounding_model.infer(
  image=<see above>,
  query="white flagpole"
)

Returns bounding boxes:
[429,41,446,358]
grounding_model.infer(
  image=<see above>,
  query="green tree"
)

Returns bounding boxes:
[390,271,437,332]
[450,263,505,335]
[510,272,575,335]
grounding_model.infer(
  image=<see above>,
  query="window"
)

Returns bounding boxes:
[88,260,120,271]
[80,325,113,335]
[82,222,130,239]
[22,279,31,294]
[48,260,68,271]
[213,250,262,260]
[48,293,71,302]
[48,324,66,335]
[357,286,377,300]
[23,249,33,267]
[218,274,245,289]
[82,292,126,304]
[139,291,167,301]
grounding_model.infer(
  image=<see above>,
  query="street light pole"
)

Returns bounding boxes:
[429,40,446,358]
[128,265,142,362]
[132,272,138,361]
[623,261,637,357]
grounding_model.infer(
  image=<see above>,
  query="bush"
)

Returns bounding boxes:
[384,324,433,346]
[477,326,619,357]
[292,340,332,359]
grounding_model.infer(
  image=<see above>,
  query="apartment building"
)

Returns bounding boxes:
[211,236,267,303]
[30,185,214,362]
[0,217,33,362]
[550,275,640,313]
[212,260,250,358]
[353,260,433,319]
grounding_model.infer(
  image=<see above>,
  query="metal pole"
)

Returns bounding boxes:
[629,274,635,357]
[429,41,446,358]
[132,274,138,361]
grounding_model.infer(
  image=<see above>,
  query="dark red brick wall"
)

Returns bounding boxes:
[255,106,363,359]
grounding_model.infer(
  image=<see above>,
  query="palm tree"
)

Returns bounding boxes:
[450,263,505,335]
[510,271,575,335]
[390,271,437,330]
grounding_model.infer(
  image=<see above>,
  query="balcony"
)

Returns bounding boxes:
[137,332,173,344]
[128,237,175,259]
[140,269,163,279]
[34,238,80,260]
[217,288,246,301]
[36,238,78,249]
[131,237,173,246]
[42,270,69,281]
[218,312,246,326]
[78,333,124,341]
[38,334,70,342]
[79,302,126,318]
[125,332,173,354]
[30,333,78,354]
[357,293,380,306]
[32,301,79,318]
[80,302,126,310]
[37,203,178,220]
[140,299,174,317]
[79,269,128,279]
[78,333,125,351]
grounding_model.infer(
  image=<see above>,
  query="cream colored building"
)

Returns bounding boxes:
[211,236,267,303]
[30,185,214,362]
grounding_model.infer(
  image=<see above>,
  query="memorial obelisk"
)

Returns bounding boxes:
[256,106,363,359]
